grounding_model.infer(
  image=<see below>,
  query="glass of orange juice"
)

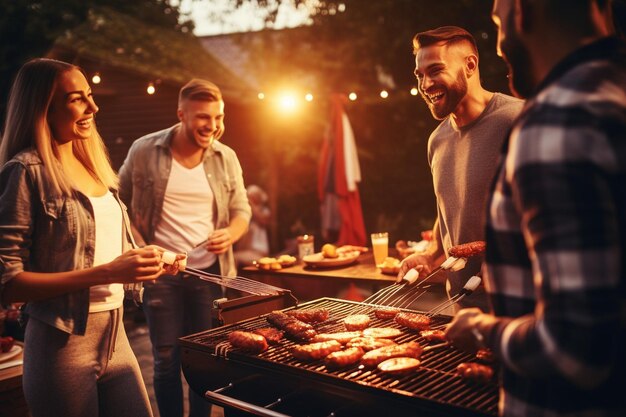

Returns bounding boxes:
[371,232,389,266]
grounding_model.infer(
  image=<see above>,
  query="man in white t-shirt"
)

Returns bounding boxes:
[118,79,251,417]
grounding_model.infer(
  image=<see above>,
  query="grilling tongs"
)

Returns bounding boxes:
[160,251,289,296]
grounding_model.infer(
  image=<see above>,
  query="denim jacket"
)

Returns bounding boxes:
[118,124,251,277]
[0,149,137,335]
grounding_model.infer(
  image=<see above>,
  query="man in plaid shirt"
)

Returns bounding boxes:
[446,1,626,416]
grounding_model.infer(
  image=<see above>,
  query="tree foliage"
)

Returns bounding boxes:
[216,0,510,244]
[0,0,193,125]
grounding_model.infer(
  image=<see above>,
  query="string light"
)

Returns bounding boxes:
[80,71,426,101]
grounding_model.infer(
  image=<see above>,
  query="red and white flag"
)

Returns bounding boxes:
[318,94,366,246]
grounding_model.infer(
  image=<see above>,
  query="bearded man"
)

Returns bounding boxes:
[397,26,523,311]
[446,1,626,416]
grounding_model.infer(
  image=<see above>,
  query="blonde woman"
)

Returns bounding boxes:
[0,58,181,417]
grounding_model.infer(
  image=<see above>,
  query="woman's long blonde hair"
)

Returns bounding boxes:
[0,58,117,195]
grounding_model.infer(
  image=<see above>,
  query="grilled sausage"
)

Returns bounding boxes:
[285,308,329,323]
[394,312,431,331]
[344,314,371,331]
[267,311,317,341]
[313,331,363,344]
[362,327,402,339]
[346,337,397,351]
[228,331,268,353]
[419,329,447,343]
[361,341,423,368]
[253,328,284,344]
[324,347,365,369]
[456,362,494,383]
[374,308,401,320]
[291,340,342,361]
[448,241,486,258]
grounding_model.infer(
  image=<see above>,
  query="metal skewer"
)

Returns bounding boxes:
[407,256,467,288]
[426,275,482,317]
[160,251,290,296]
[182,266,288,296]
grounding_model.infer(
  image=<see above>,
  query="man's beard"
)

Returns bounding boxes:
[423,69,468,120]
[500,35,535,99]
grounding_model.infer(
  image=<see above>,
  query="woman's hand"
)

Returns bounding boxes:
[106,245,179,283]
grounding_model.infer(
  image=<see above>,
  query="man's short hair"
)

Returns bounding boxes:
[178,78,222,106]
[413,26,478,55]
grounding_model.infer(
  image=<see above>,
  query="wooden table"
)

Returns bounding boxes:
[242,252,448,309]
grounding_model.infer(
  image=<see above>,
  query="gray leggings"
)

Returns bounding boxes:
[23,308,153,417]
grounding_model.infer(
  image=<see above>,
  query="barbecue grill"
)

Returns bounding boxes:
[211,292,298,327]
[181,298,499,417]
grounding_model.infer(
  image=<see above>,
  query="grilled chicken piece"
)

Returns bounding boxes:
[395,312,431,331]
[267,311,317,341]
[377,357,421,375]
[346,337,397,351]
[361,341,423,368]
[324,347,365,369]
[313,331,363,344]
[362,327,402,339]
[285,308,329,323]
[419,329,447,343]
[344,314,371,331]
[253,328,284,344]
[291,340,342,361]
[228,331,268,353]
[374,308,401,320]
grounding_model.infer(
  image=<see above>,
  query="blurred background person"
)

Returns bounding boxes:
[118,78,251,417]
[234,184,271,267]
[0,58,180,417]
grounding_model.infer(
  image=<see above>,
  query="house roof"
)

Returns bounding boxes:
[52,7,250,98]
[198,27,319,93]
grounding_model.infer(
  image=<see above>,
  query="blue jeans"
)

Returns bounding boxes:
[143,262,222,417]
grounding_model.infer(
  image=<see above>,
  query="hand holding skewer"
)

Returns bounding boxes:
[396,240,485,285]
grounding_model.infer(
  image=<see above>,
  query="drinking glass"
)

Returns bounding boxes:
[371,232,389,266]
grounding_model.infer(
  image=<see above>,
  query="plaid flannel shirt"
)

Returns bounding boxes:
[483,37,626,417]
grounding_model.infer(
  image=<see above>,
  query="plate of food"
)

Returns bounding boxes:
[378,256,401,275]
[0,339,22,363]
[303,244,361,268]
[254,254,298,270]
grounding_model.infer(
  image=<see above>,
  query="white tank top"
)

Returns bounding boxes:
[88,191,124,312]
[153,158,216,268]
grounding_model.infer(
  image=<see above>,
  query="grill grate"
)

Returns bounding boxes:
[181,297,499,416]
